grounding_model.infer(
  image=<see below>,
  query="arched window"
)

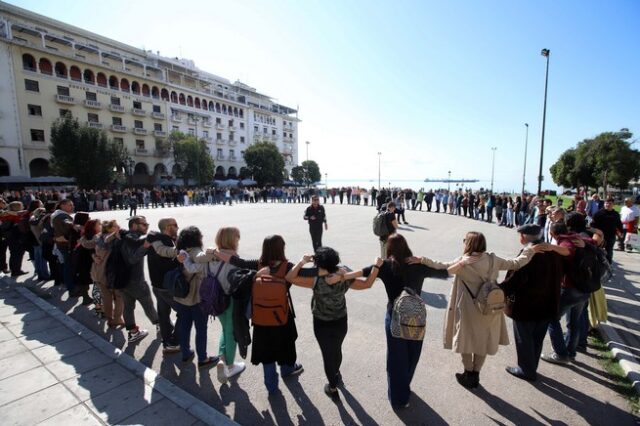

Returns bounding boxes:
[96,72,107,87]
[201,98,208,110]
[222,105,227,115]
[54,62,67,78]
[215,103,221,113]
[83,69,94,84]
[142,84,150,97]
[178,93,186,105]
[228,167,237,177]
[215,166,225,178]
[170,91,178,103]
[239,109,244,118]
[187,96,193,107]
[134,162,149,175]
[22,54,36,71]
[131,81,140,95]
[120,78,130,92]
[109,75,119,89]
[154,163,167,176]
[39,58,52,75]
[29,158,50,177]
[161,88,169,101]
[233,107,238,117]
[208,101,214,111]
[194,98,201,109]
[70,66,82,81]
[152,86,160,99]
[0,158,10,176]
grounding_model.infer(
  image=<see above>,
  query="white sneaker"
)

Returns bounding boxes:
[128,329,149,343]
[216,361,228,384]
[227,362,246,379]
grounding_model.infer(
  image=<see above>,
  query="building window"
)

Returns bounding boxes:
[25,79,39,92]
[154,123,163,131]
[136,139,145,149]
[263,127,267,134]
[112,117,122,126]
[272,129,276,135]
[254,126,258,132]
[230,149,235,157]
[153,105,161,113]
[59,109,71,118]
[30,129,45,142]
[240,136,245,143]
[133,101,142,109]
[86,92,97,101]
[216,133,222,140]
[228,119,234,127]
[240,122,245,129]
[87,113,99,123]
[202,130,208,138]
[217,148,222,157]
[188,128,195,136]
[229,133,234,142]
[111,96,120,106]
[113,137,123,145]
[134,120,143,129]
[28,104,42,116]
[57,86,70,96]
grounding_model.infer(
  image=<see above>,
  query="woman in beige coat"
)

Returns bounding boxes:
[412,231,537,389]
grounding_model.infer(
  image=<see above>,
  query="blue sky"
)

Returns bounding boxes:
[8,0,640,191]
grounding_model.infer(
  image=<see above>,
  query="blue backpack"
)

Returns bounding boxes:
[200,262,229,317]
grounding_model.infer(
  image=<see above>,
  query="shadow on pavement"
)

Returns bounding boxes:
[392,392,447,426]
[472,386,543,425]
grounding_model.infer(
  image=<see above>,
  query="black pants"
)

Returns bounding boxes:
[313,316,348,388]
[513,319,549,378]
[0,238,7,271]
[153,287,179,347]
[310,226,323,252]
[8,240,25,275]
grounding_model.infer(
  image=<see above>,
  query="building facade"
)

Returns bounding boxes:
[0,1,299,184]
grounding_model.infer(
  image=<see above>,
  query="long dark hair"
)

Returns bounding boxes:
[386,234,413,275]
[83,219,100,240]
[176,226,203,250]
[259,235,286,267]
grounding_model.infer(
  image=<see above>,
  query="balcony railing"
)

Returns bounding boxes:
[132,108,146,116]
[228,140,237,146]
[153,130,167,137]
[135,148,149,155]
[84,99,101,109]
[151,111,165,119]
[228,125,237,132]
[215,123,225,130]
[216,139,226,146]
[133,127,147,135]
[87,121,102,129]
[109,104,125,113]
[55,94,75,104]
[229,156,238,162]
[203,136,213,142]
[171,115,182,123]
[110,124,127,133]
[202,120,212,128]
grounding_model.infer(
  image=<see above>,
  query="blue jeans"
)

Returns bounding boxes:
[548,287,590,358]
[33,246,50,280]
[385,310,423,407]
[262,363,298,393]
[175,302,208,362]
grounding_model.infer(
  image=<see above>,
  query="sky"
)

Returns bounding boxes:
[7,0,640,192]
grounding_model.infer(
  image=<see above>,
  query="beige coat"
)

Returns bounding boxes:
[175,247,208,306]
[422,248,534,356]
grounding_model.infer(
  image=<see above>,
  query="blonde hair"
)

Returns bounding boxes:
[101,220,118,234]
[215,227,240,251]
[463,231,486,255]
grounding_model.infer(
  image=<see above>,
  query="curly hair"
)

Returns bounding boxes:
[177,226,203,251]
[313,246,340,273]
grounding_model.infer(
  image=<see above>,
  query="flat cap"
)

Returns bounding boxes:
[517,224,541,235]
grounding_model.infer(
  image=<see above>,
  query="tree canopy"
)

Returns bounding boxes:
[242,141,285,187]
[49,114,126,188]
[550,129,640,192]
[170,131,215,185]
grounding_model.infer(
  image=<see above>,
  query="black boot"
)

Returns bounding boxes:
[455,371,475,389]
[469,371,480,388]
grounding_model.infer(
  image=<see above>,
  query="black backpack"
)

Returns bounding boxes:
[39,215,54,246]
[106,237,132,289]
[569,241,607,293]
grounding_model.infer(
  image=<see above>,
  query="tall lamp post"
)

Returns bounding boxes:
[377,152,381,190]
[448,170,451,192]
[537,48,550,196]
[490,147,497,192]
[325,173,328,190]
[522,123,529,195]
[305,141,310,162]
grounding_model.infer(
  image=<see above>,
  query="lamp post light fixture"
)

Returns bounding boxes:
[537,48,550,196]
[490,147,497,192]
[522,123,529,195]
[377,152,382,191]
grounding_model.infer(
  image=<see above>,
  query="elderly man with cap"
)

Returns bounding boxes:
[502,224,565,381]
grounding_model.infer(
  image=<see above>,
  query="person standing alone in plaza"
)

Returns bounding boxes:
[304,195,327,252]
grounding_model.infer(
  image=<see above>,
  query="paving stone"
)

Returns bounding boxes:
[0,366,58,406]
[86,381,165,424]
[19,325,76,350]
[0,337,28,360]
[0,302,34,318]
[120,398,198,426]
[31,336,93,365]
[0,325,16,343]
[62,362,136,402]
[0,383,79,425]
[6,317,56,337]
[0,309,48,325]
[37,404,103,425]
[0,350,41,380]
[45,349,113,381]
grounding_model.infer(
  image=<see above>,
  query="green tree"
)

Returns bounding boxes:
[49,114,126,188]
[301,160,321,185]
[290,165,305,185]
[550,129,640,192]
[170,131,215,185]
[243,141,285,187]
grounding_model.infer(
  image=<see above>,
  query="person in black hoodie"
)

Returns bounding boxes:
[146,217,181,354]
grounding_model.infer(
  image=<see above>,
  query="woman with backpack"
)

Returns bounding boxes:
[359,234,449,408]
[286,247,382,400]
[410,231,537,389]
[93,220,124,327]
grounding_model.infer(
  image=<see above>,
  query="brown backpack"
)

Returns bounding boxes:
[251,262,289,326]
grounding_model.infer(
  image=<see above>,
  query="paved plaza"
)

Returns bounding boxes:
[2,202,639,425]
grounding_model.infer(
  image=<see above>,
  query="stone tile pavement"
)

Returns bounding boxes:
[0,279,237,426]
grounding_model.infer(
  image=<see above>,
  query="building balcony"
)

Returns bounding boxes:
[228,140,237,146]
[284,125,294,132]
[154,149,171,158]
[87,121,103,129]
[109,104,125,113]
[171,115,182,123]
[110,124,127,133]
[135,148,149,156]
[132,108,146,116]
[229,156,238,162]
[153,130,167,138]
[133,127,147,135]
[84,99,101,109]
[151,111,165,119]
[217,155,225,161]
[202,120,212,128]
[215,123,225,130]
[228,125,237,132]
[55,94,75,104]
[216,139,226,146]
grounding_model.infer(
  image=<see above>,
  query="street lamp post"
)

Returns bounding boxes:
[448,170,451,192]
[377,152,381,191]
[537,48,550,196]
[325,173,328,190]
[522,123,529,195]
[490,147,497,192]
[305,141,310,162]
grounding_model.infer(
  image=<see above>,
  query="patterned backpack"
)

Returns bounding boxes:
[391,287,427,340]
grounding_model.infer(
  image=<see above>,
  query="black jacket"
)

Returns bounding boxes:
[146,231,179,289]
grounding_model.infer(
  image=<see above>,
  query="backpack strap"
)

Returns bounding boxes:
[460,255,494,299]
